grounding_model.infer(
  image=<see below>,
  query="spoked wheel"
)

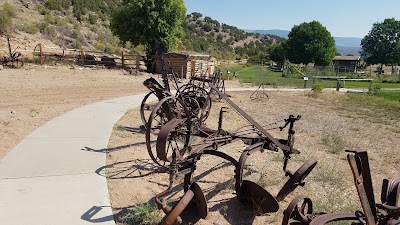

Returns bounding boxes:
[156,117,191,164]
[11,58,24,68]
[140,91,158,131]
[210,75,224,101]
[276,159,317,202]
[177,84,212,124]
[146,96,190,166]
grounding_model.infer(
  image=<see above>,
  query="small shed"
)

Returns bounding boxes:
[333,56,361,73]
[155,52,215,79]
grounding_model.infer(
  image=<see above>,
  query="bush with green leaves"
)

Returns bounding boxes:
[0,3,16,34]
[17,23,40,34]
[312,82,325,94]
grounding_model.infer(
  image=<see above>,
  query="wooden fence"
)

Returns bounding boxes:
[31,44,144,70]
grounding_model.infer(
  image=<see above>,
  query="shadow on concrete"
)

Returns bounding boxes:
[81,206,115,223]
[96,158,164,179]
[82,140,154,154]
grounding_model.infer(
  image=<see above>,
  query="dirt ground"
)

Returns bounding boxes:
[0,64,151,159]
[106,89,399,224]
[1,65,398,224]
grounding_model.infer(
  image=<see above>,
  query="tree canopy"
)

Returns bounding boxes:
[361,18,400,66]
[110,0,186,58]
[268,42,286,66]
[285,21,336,65]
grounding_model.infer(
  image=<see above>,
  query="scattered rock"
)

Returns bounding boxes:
[11,110,16,114]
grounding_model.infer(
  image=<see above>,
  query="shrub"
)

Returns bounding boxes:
[119,203,162,225]
[3,3,16,17]
[88,13,97,25]
[321,131,345,154]
[0,10,12,34]
[312,82,324,94]
[94,42,105,51]
[369,85,381,96]
[17,23,40,34]
[45,0,62,11]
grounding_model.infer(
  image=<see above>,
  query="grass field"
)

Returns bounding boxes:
[217,64,400,89]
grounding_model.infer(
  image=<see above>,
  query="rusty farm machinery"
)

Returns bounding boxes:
[282,149,399,225]
[0,35,24,68]
[139,54,318,224]
[138,53,399,225]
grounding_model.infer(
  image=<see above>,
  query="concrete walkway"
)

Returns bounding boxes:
[0,86,385,225]
[0,94,147,225]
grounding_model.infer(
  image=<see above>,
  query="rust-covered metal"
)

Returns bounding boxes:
[141,53,317,223]
[284,150,400,225]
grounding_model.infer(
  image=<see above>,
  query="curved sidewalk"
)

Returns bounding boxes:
[0,94,147,225]
[0,86,375,225]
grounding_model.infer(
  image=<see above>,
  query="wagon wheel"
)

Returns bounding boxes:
[282,195,313,225]
[177,84,212,123]
[146,96,190,166]
[210,75,224,101]
[162,190,194,225]
[33,44,41,64]
[140,91,158,131]
[276,159,317,202]
[156,117,191,163]
[12,58,23,69]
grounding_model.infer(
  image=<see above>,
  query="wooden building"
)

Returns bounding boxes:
[333,56,361,73]
[154,52,215,79]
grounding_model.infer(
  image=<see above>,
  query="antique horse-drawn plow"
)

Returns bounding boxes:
[139,53,399,225]
[140,53,317,224]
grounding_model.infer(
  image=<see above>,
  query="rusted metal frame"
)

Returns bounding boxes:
[235,142,266,199]
[282,195,313,225]
[276,159,317,202]
[382,179,400,207]
[309,212,361,225]
[155,152,182,224]
[209,84,294,154]
[202,149,238,166]
[348,153,377,225]
[157,46,171,92]
[347,150,378,224]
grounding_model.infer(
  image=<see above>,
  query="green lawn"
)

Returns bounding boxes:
[217,64,400,89]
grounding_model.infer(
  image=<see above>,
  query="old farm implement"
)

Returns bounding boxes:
[140,53,317,224]
[283,150,400,225]
[0,35,23,68]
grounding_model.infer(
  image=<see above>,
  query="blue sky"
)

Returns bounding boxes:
[184,0,400,38]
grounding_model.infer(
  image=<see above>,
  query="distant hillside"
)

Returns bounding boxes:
[246,29,362,56]
[336,46,361,56]
[1,2,284,62]
[183,13,284,61]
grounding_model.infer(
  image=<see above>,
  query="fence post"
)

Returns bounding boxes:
[80,49,85,65]
[369,79,373,92]
[136,54,140,71]
[39,43,43,65]
[121,51,125,70]
[336,79,340,92]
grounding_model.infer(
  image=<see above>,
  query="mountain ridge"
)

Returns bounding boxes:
[245,29,362,47]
